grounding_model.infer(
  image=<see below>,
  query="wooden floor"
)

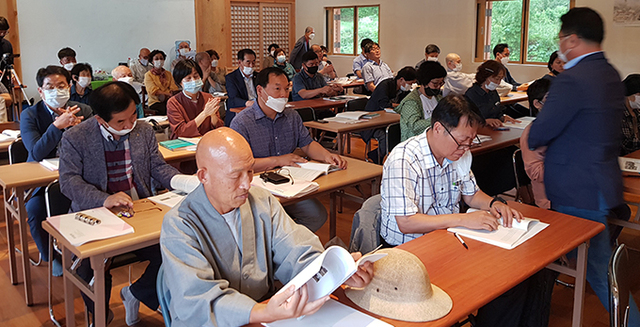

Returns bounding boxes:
[0,141,639,327]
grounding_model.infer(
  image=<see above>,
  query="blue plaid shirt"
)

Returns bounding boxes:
[230,102,314,158]
[380,131,479,246]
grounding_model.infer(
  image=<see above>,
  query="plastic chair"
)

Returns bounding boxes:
[294,107,316,122]
[8,138,28,164]
[384,123,401,160]
[157,266,172,327]
[348,194,382,254]
[512,149,534,204]
[609,244,631,327]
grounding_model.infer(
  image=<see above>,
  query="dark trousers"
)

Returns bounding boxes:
[78,244,162,317]
[25,187,50,261]
[149,101,167,115]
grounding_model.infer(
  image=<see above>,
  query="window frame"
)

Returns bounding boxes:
[474,0,575,65]
[325,5,380,56]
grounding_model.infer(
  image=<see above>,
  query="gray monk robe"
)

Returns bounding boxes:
[160,185,324,327]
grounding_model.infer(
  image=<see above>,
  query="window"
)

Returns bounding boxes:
[475,0,574,64]
[326,5,379,55]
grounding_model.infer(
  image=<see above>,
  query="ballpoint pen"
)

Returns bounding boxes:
[454,232,469,250]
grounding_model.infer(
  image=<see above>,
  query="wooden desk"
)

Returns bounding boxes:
[304,111,401,155]
[500,91,528,105]
[246,202,603,327]
[159,145,196,165]
[623,149,640,195]
[0,120,20,152]
[42,200,172,327]
[471,127,524,156]
[0,162,60,305]
[230,98,350,114]
[331,79,365,89]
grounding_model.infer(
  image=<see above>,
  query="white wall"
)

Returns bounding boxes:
[296,0,640,84]
[17,0,196,99]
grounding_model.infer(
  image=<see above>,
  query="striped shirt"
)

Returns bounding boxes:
[362,60,393,86]
[100,125,138,199]
[380,131,478,245]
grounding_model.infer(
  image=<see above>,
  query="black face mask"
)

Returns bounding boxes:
[306,65,319,75]
[424,87,440,97]
[552,69,560,76]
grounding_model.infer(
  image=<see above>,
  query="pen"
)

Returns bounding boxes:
[454,232,469,250]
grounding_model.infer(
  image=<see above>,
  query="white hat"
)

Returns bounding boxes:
[345,248,452,322]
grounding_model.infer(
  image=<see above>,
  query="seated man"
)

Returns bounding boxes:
[493,43,521,91]
[352,38,374,79]
[520,78,551,209]
[57,47,77,72]
[171,41,192,70]
[414,43,441,70]
[160,127,373,326]
[231,67,347,232]
[21,65,92,276]
[130,48,152,84]
[311,44,337,82]
[362,42,393,92]
[292,51,343,102]
[442,53,475,96]
[59,82,185,326]
[225,48,258,126]
[111,65,144,118]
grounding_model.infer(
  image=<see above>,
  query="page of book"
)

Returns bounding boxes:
[336,111,368,120]
[502,116,535,130]
[148,191,186,208]
[322,117,366,124]
[251,176,319,198]
[39,158,60,171]
[47,207,134,246]
[263,299,393,327]
[280,166,325,183]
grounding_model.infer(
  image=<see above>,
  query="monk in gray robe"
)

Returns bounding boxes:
[160,127,374,326]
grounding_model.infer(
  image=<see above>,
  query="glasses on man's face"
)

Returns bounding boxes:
[429,80,445,88]
[443,125,475,150]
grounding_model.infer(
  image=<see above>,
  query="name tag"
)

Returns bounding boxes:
[619,157,640,173]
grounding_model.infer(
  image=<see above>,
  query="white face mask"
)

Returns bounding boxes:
[140,58,149,66]
[485,81,499,91]
[427,57,439,62]
[400,83,412,92]
[309,33,315,40]
[276,55,286,63]
[265,94,288,113]
[117,76,134,85]
[500,56,509,66]
[153,60,164,69]
[179,48,190,56]
[63,63,75,71]
[211,59,218,67]
[104,119,136,136]
[242,66,254,76]
[557,48,571,65]
[43,88,70,109]
[453,63,463,72]
[183,78,203,94]
[630,95,640,110]
[77,76,91,88]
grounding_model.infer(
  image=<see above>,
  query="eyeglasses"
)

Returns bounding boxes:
[442,125,475,150]
[429,80,445,88]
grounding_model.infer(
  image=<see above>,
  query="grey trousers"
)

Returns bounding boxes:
[284,198,327,232]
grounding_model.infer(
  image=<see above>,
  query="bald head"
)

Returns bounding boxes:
[111,65,133,80]
[196,128,253,169]
[445,53,462,71]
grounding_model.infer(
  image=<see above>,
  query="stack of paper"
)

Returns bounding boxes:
[148,191,186,208]
[159,139,196,151]
[502,116,535,130]
[0,129,20,142]
[40,158,60,171]
[251,175,319,198]
[447,209,549,250]
[264,299,392,327]
[47,207,134,246]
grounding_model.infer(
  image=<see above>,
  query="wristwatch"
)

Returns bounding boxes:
[490,195,507,208]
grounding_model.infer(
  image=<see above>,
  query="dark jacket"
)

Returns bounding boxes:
[20,100,93,162]
[289,35,309,70]
[225,68,257,126]
[528,52,624,210]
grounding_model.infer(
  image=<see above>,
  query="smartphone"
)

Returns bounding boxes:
[260,172,290,184]
[316,119,328,124]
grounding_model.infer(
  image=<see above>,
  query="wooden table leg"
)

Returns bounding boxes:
[62,246,76,327]
[4,187,18,285]
[329,192,337,239]
[16,186,33,305]
[571,241,588,327]
[337,133,344,155]
[92,255,107,327]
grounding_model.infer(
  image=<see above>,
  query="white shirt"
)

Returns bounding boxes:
[243,74,257,100]
[419,93,438,120]
[443,70,475,96]
[221,208,242,249]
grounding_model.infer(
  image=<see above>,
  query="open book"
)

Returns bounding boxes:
[263,299,392,327]
[447,209,549,250]
[281,162,341,182]
[148,175,201,208]
[251,175,319,198]
[502,116,536,130]
[39,158,60,171]
[0,129,20,142]
[620,156,640,174]
[46,207,134,246]
[276,246,387,302]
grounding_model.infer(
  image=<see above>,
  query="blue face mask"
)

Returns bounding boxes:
[183,78,203,94]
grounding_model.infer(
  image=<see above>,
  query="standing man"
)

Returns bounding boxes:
[225,49,257,126]
[130,48,151,84]
[0,17,14,91]
[289,26,314,70]
[528,7,640,324]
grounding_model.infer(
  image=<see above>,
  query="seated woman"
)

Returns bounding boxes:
[69,63,93,105]
[465,60,518,128]
[205,49,227,93]
[167,59,223,140]
[394,61,446,141]
[621,74,640,155]
[541,51,565,82]
[262,43,279,71]
[272,48,296,82]
[144,49,179,115]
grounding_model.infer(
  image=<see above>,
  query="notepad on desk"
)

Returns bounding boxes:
[447,209,549,249]
[47,207,134,246]
[263,299,392,327]
[502,116,535,130]
[39,158,60,171]
[0,129,20,141]
[251,175,319,198]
